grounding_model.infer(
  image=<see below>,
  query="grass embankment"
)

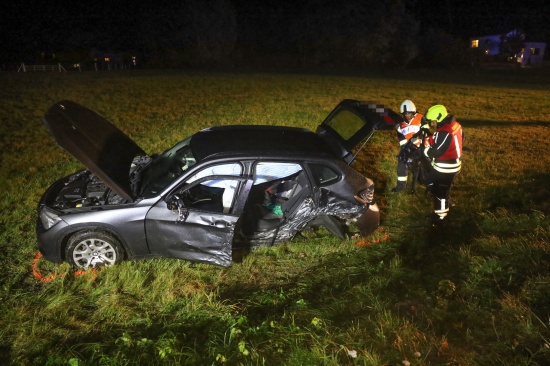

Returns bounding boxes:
[0,69,549,365]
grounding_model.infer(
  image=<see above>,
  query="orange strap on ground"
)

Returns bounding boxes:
[355,228,389,247]
[32,252,97,282]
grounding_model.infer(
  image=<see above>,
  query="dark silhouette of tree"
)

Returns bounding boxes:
[282,0,420,69]
[378,0,420,68]
[8,0,533,70]
[132,0,237,66]
[179,0,238,64]
[499,30,525,62]
[289,0,382,67]
[415,27,468,68]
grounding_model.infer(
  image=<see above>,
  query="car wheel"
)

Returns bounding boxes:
[66,230,124,269]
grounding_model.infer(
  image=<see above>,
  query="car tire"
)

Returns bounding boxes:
[66,230,124,269]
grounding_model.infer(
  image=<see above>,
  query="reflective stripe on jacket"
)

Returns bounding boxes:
[424,116,463,173]
[396,113,427,146]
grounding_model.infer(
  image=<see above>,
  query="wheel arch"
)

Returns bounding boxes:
[304,214,347,240]
[58,224,131,262]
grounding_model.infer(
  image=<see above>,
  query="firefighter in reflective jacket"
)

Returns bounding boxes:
[392,100,430,192]
[423,104,463,221]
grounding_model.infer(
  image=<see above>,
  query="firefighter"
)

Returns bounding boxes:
[392,100,430,192]
[423,104,463,221]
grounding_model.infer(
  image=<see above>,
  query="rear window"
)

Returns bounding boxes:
[309,163,339,186]
[324,109,365,140]
[253,162,302,184]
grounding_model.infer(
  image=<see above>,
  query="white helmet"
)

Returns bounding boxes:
[400,100,416,114]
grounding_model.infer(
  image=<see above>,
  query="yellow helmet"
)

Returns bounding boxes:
[426,104,448,123]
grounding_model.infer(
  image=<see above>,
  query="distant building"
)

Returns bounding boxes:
[470,34,501,56]
[470,30,546,67]
[517,42,546,67]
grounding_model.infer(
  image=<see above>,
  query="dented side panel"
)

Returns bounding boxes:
[145,200,238,267]
[247,193,377,248]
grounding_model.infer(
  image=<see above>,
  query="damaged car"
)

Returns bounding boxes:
[36,100,401,269]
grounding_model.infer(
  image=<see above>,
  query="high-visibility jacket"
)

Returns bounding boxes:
[424,115,463,173]
[396,113,429,147]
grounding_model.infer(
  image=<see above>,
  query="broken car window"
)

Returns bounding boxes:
[141,137,197,196]
[185,163,243,213]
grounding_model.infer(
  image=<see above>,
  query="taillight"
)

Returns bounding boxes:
[354,183,374,205]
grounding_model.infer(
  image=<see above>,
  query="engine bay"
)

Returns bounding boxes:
[51,156,153,210]
[53,170,126,209]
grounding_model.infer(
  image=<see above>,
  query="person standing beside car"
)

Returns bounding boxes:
[423,104,463,222]
[392,100,430,192]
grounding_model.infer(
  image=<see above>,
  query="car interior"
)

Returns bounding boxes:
[176,162,312,242]
[180,184,226,213]
[241,169,310,235]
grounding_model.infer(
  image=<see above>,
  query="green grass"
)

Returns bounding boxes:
[1,69,549,365]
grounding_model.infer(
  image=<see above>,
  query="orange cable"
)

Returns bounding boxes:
[32,252,97,282]
[355,228,389,247]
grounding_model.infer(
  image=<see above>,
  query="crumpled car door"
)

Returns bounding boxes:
[144,176,252,266]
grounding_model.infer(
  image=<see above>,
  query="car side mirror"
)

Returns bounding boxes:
[167,194,182,209]
[168,195,189,223]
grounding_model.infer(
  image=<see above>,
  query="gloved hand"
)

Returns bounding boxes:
[411,130,423,139]
[422,145,432,158]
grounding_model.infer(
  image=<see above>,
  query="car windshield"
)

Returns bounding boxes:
[140,137,197,197]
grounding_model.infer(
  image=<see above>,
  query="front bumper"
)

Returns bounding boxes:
[36,215,67,263]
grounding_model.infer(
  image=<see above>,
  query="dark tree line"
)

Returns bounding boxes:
[3,0,530,70]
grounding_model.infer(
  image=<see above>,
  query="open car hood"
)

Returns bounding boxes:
[43,101,146,201]
[317,99,403,164]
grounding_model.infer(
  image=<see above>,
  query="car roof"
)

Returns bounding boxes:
[43,100,400,202]
[190,125,338,161]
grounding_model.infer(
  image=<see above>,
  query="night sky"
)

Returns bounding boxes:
[415,0,548,39]
[1,0,548,63]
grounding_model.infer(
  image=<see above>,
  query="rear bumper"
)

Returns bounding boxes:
[356,203,380,236]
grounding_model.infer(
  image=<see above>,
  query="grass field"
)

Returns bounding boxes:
[0,68,549,365]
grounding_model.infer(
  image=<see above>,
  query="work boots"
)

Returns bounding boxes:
[391,181,406,193]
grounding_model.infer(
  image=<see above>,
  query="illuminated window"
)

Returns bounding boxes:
[531,48,540,55]
[471,39,479,48]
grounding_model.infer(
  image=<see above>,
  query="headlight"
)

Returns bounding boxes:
[39,206,62,229]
